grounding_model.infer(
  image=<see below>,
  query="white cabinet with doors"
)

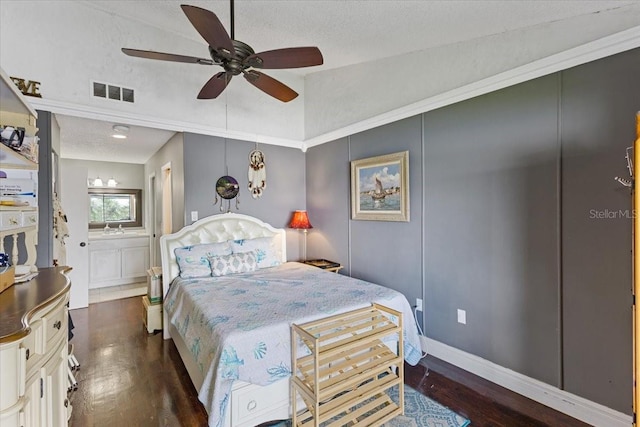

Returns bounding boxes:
[88,235,150,288]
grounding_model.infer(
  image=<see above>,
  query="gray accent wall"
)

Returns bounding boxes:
[560,49,636,411]
[423,74,561,386]
[306,138,350,269]
[349,116,424,306]
[306,48,639,413]
[182,133,306,261]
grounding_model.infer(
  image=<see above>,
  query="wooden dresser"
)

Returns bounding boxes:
[0,267,71,426]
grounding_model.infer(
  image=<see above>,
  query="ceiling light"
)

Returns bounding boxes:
[107,177,118,187]
[112,124,129,139]
[93,177,104,187]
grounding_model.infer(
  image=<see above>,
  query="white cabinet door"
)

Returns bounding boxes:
[23,373,41,427]
[89,248,121,288]
[42,346,67,427]
[121,246,150,279]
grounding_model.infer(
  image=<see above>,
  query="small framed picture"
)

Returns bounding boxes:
[350,151,409,222]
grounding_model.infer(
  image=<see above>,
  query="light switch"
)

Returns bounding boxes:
[191,211,198,221]
[457,309,466,325]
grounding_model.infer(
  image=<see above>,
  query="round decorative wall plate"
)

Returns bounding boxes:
[216,176,239,200]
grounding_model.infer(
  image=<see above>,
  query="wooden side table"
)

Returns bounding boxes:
[302,259,343,273]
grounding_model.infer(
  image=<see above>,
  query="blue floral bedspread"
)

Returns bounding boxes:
[165,262,423,427]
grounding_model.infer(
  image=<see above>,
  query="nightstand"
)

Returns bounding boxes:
[142,295,163,333]
[302,259,343,273]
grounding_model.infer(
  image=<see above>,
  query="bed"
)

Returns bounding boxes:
[160,213,423,427]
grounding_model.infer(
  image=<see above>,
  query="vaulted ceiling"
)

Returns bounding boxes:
[1,1,639,162]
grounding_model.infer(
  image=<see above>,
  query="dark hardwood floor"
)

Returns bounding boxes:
[68,297,591,426]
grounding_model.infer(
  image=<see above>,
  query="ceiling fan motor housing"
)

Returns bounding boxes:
[209,40,261,75]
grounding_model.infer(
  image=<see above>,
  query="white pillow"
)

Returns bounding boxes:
[209,251,257,276]
[230,236,281,269]
[174,241,232,278]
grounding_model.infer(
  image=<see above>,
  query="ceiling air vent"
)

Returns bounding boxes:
[92,81,134,103]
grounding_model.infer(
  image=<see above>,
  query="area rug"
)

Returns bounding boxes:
[270,384,470,427]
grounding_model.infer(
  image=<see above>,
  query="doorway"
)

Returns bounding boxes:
[161,162,173,236]
[148,172,157,267]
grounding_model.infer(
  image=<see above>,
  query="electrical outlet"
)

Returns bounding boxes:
[415,298,423,311]
[457,309,466,325]
[191,211,198,221]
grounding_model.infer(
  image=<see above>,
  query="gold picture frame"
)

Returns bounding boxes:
[350,151,409,222]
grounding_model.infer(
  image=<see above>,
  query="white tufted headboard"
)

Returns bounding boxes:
[160,213,287,298]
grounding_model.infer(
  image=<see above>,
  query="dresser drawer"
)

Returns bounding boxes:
[43,300,67,353]
[21,319,42,374]
[0,211,22,230]
[21,211,38,227]
[231,379,290,425]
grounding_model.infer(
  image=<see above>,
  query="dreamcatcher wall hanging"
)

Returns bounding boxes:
[214,175,240,212]
[248,147,266,198]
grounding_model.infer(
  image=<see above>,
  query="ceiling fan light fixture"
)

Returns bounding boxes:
[112,124,129,139]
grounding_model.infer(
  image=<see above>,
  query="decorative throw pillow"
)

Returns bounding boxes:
[209,251,257,276]
[229,236,281,269]
[174,241,232,278]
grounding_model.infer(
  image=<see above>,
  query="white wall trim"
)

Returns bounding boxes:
[305,25,640,148]
[421,336,632,427]
[28,98,303,150]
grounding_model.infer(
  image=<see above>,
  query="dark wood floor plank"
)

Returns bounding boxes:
[408,357,590,427]
[68,297,589,427]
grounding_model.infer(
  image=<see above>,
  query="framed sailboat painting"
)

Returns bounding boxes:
[350,151,409,222]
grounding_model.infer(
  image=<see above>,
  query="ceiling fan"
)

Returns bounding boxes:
[122,2,323,102]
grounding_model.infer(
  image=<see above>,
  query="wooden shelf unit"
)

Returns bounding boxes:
[291,303,404,427]
[0,67,39,275]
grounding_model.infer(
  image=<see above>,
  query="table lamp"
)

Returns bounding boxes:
[289,210,313,261]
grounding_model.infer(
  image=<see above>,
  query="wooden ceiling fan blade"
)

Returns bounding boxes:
[243,70,298,102]
[246,47,323,69]
[122,48,213,65]
[198,72,232,99]
[181,5,235,57]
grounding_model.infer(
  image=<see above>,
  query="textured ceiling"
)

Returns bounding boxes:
[81,0,635,74]
[42,0,640,162]
[55,115,176,164]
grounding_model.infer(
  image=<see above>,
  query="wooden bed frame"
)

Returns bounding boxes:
[160,213,291,427]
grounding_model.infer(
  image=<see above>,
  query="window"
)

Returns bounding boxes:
[88,188,142,229]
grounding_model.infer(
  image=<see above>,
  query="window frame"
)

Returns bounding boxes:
[88,188,143,229]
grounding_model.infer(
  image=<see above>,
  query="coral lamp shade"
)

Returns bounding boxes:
[289,210,313,229]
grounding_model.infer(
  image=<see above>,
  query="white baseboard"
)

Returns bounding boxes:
[420,336,632,427]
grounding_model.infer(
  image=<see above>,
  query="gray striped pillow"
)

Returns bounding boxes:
[208,251,257,277]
